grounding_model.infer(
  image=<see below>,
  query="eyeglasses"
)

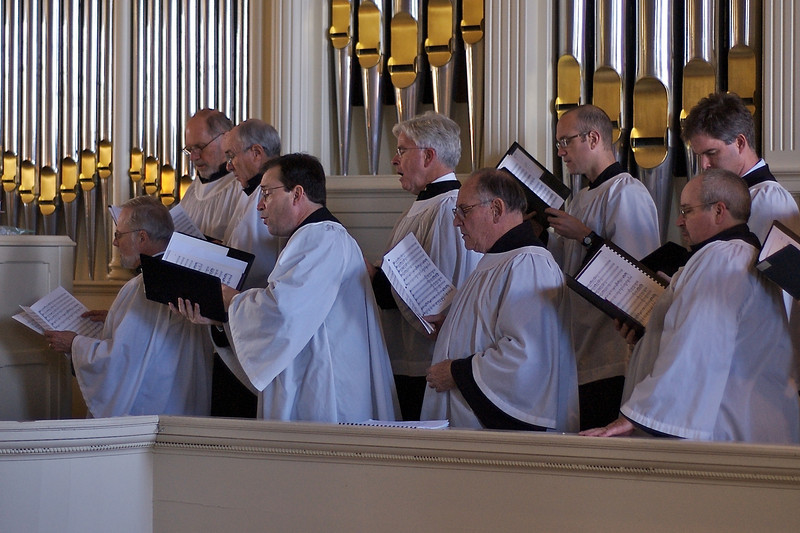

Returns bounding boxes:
[452,200,492,219]
[395,146,428,157]
[226,145,253,165]
[259,185,286,202]
[182,132,223,157]
[113,228,143,240]
[554,132,589,150]
[679,202,716,217]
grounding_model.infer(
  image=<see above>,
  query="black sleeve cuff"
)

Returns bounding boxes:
[210,325,231,348]
[450,356,546,432]
[371,267,399,310]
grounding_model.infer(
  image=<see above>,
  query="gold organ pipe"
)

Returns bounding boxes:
[144,156,159,195]
[39,167,58,216]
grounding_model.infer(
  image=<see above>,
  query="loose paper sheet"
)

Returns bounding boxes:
[13,286,103,337]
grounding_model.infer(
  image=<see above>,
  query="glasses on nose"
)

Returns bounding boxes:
[113,228,142,240]
[182,132,223,157]
[554,132,588,150]
[259,185,286,202]
[395,146,428,157]
[226,145,253,166]
[452,200,491,219]
[679,202,715,217]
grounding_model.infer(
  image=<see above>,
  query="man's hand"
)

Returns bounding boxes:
[81,310,108,323]
[170,298,223,326]
[544,207,591,241]
[614,319,641,346]
[579,416,635,437]
[423,313,445,339]
[425,360,456,393]
[44,330,77,354]
[221,284,240,309]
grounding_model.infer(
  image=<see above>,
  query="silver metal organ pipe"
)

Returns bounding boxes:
[20,0,40,232]
[2,0,21,227]
[389,0,423,124]
[98,0,114,271]
[631,0,674,243]
[221,0,235,122]
[143,0,161,197]
[180,0,196,196]
[461,0,484,171]
[160,0,179,207]
[39,0,61,235]
[238,0,249,123]
[355,0,386,175]
[593,0,628,168]
[61,0,81,243]
[681,0,717,179]
[727,0,760,118]
[425,0,457,119]
[329,0,355,175]
[81,0,101,278]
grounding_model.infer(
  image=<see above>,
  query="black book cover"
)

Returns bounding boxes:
[756,221,800,299]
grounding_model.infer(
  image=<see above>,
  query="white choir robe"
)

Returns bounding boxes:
[621,239,800,443]
[179,172,242,241]
[421,246,579,432]
[71,275,214,418]
[548,172,660,385]
[223,219,398,422]
[223,189,281,289]
[381,181,481,376]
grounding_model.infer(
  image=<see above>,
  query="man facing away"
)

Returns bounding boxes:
[583,169,799,443]
[546,104,660,431]
[682,91,800,242]
[422,168,578,432]
[180,109,242,241]
[368,112,481,421]
[45,196,213,418]
[176,153,397,423]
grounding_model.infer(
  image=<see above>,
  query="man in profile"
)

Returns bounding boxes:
[583,169,799,443]
[180,109,241,241]
[422,168,578,432]
[369,112,480,421]
[176,153,397,423]
[546,104,660,431]
[682,91,800,242]
[45,196,213,418]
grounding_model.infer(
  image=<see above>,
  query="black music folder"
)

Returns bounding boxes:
[496,142,571,230]
[756,220,800,299]
[567,240,668,337]
[640,241,690,278]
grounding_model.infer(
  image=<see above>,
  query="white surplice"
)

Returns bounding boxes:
[380,177,481,376]
[621,238,800,443]
[223,189,281,289]
[224,219,397,422]
[548,172,660,385]
[71,275,213,418]
[421,245,579,432]
[179,172,242,241]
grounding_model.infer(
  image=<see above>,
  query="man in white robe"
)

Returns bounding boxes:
[221,119,282,290]
[179,109,242,241]
[368,112,481,421]
[583,169,799,443]
[545,105,660,430]
[45,196,213,418]
[682,92,800,242]
[177,154,397,422]
[422,169,579,432]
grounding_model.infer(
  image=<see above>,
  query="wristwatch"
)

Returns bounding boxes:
[582,231,599,248]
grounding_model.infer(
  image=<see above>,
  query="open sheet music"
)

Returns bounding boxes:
[567,241,668,336]
[496,142,571,229]
[162,232,252,289]
[756,220,800,299]
[13,286,103,337]
[382,233,456,334]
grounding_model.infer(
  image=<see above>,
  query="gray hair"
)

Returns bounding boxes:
[696,168,751,223]
[236,119,281,157]
[122,195,174,244]
[471,168,527,214]
[392,111,461,169]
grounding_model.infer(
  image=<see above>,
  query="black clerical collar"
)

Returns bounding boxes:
[416,178,461,201]
[742,163,776,187]
[487,221,544,254]
[588,162,625,190]
[297,206,340,230]
[689,223,761,254]
[242,174,261,196]
[198,165,228,184]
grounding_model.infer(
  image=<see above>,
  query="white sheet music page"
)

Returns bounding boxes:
[759,223,800,261]
[576,245,664,325]
[14,286,103,337]
[382,233,456,333]
[162,232,248,288]
[169,204,207,240]
[497,148,563,208]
